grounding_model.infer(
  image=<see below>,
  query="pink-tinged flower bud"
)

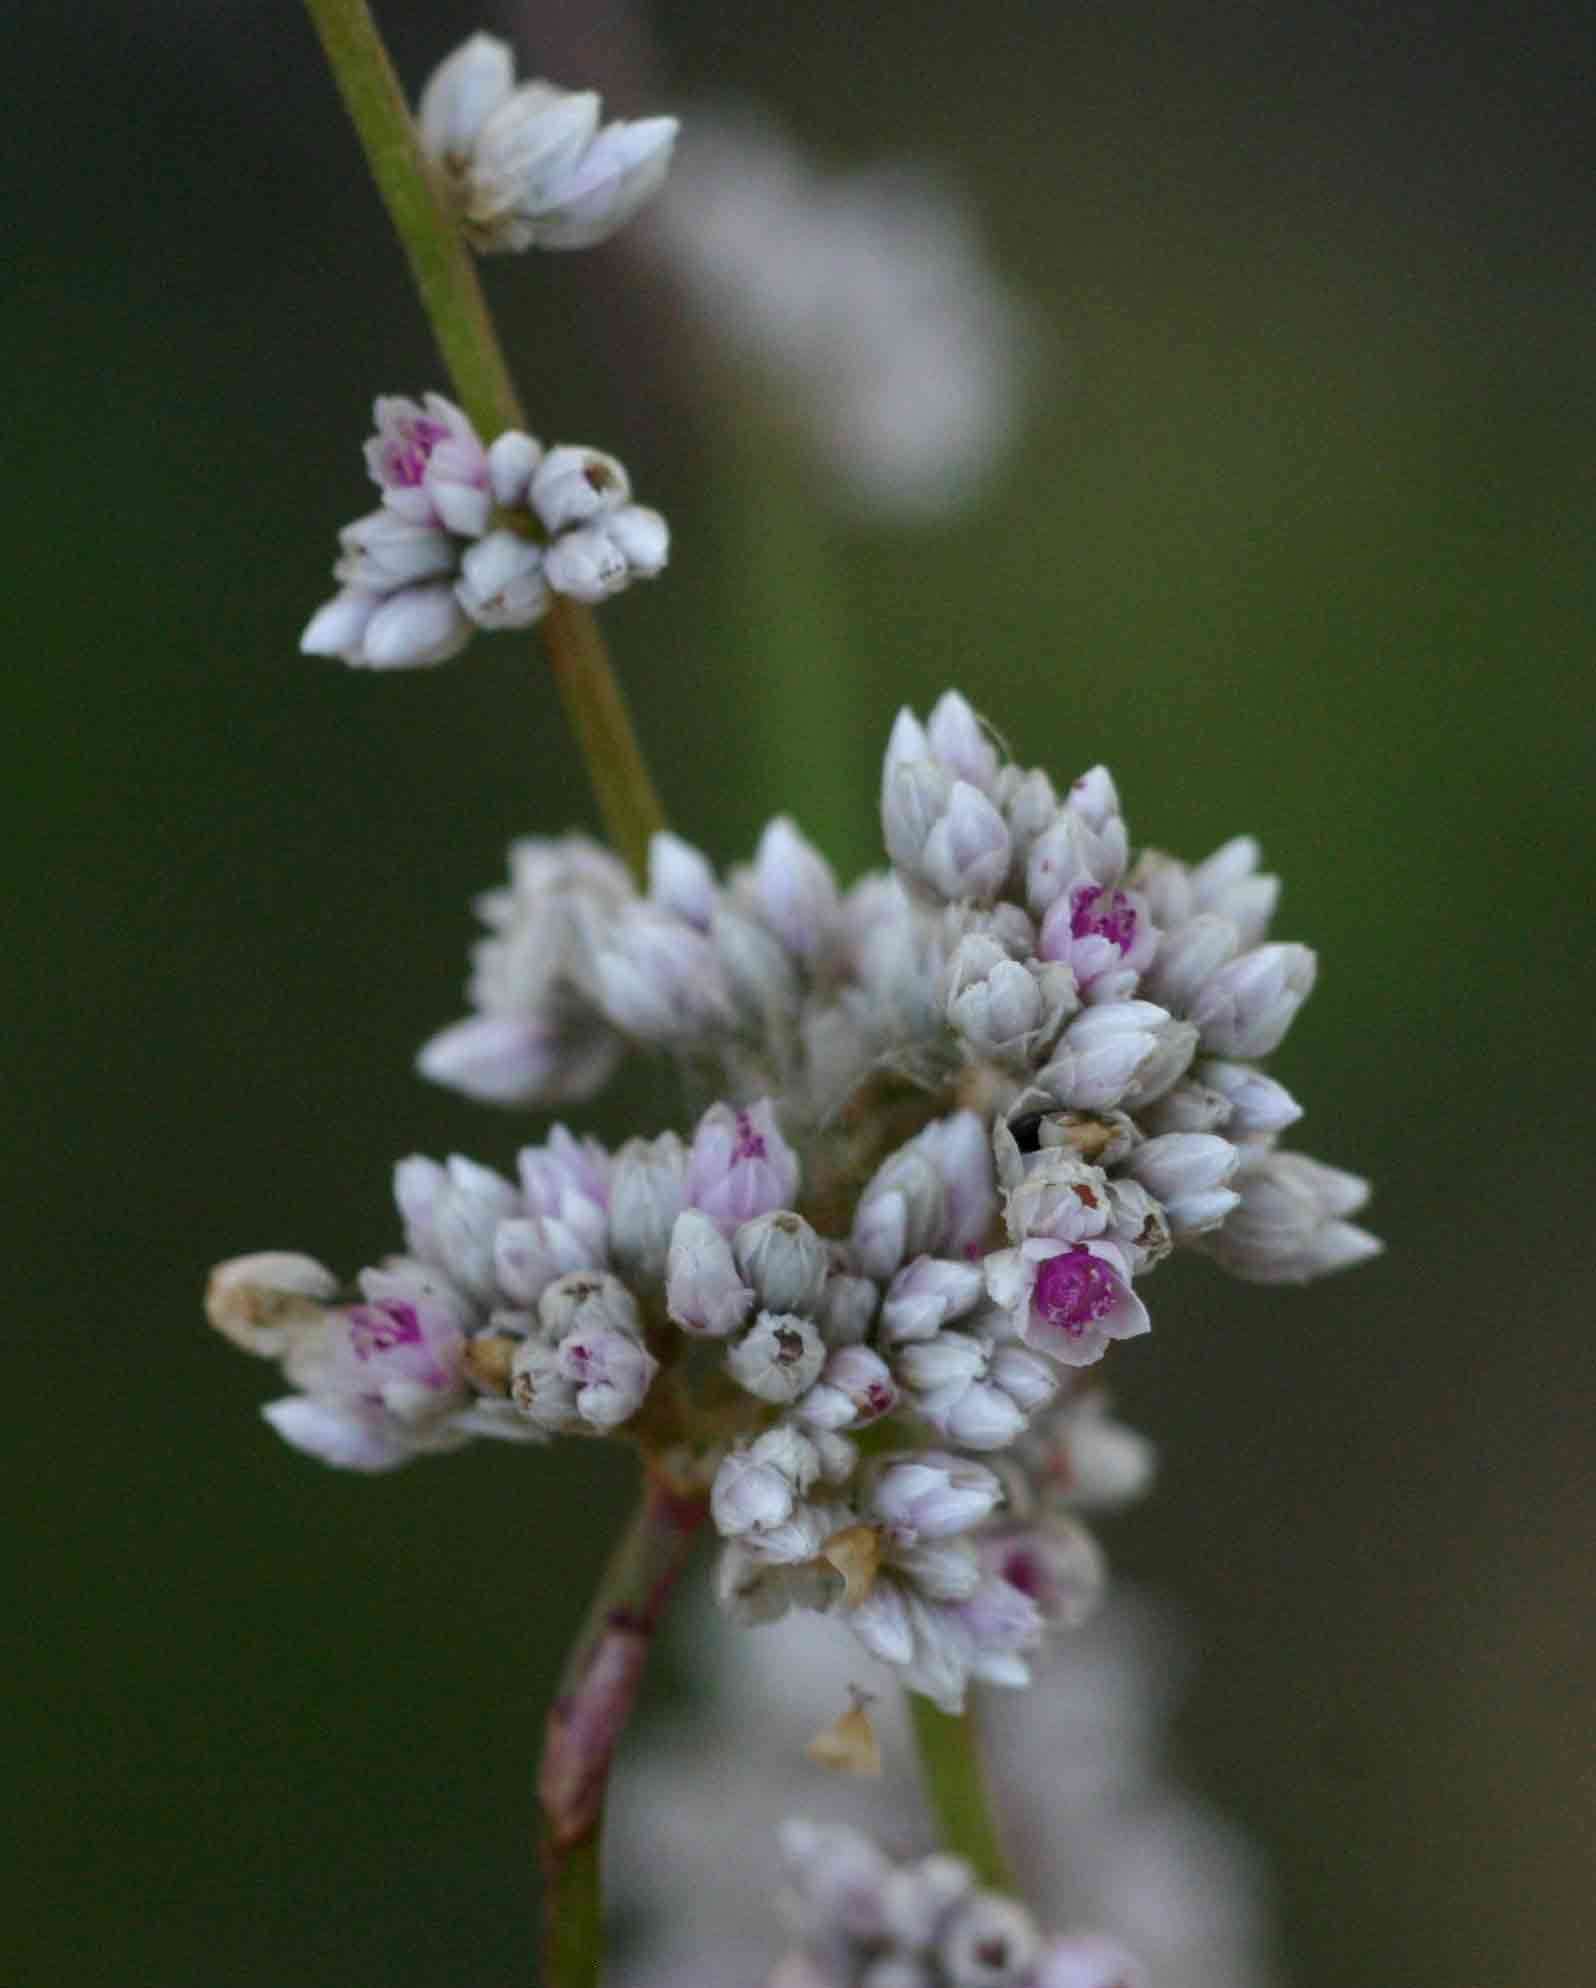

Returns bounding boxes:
[847,1582,917,1667]
[486,427,543,507]
[1123,1132,1241,1237]
[518,1124,611,1226]
[733,1210,828,1314]
[530,445,630,533]
[300,588,380,662]
[608,1132,687,1288]
[1188,942,1316,1058]
[358,584,474,669]
[880,1256,987,1346]
[665,1208,754,1337]
[939,1892,1040,1987]
[981,1516,1104,1627]
[423,437,494,537]
[261,1397,420,1473]
[753,815,840,963]
[796,1345,898,1430]
[301,1268,470,1423]
[553,1318,657,1430]
[687,1100,800,1236]
[1197,1057,1303,1135]
[1025,806,1125,917]
[1201,1149,1381,1283]
[1031,1934,1146,1988]
[587,903,733,1043]
[415,1011,621,1108]
[726,1311,826,1403]
[985,1238,1150,1368]
[1038,882,1159,1005]
[1067,763,1122,834]
[206,1252,337,1356]
[647,831,718,930]
[334,510,458,593]
[362,393,485,525]
[394,1153,520,1303]
[455,529,547,630]
[925,690,1001,792]
[920,1111,1000,1258]
[1039,1001,1197,1111]
[1140,910,1241,1014]
[417,33,515,168]
[869,1453,1003,1538]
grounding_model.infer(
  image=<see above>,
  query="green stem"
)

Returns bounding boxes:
[537,1469,709,1988]
[906,1691,1016,1892]
[300,0,666,879]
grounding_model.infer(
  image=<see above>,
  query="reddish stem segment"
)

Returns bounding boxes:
[537,1472,709,1985]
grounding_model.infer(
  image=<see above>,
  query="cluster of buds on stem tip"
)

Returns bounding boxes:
[301,395,668,668]
[210,691,1377,1711]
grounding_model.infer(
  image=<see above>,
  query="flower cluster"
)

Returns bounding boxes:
[774,1821,1144,1988]
[300,395,668,669]
[418,34,678,254]
[209,691,1377,1711]
[647,107,1035,519]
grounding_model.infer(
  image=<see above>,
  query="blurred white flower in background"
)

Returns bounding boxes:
[610,1589,1278,1988]
[646,106,1041,521]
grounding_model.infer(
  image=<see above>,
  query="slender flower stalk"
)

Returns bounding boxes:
[300,0,664,879]
[907,1690,1016,1893]
[539,1466,709,1988]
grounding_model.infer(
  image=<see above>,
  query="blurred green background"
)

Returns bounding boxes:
[6,0,1593,1982]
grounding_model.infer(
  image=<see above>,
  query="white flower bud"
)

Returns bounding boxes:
[1039,1001,1197,1111]
[1201,1149,1381,1283]
[926,689,1001,791]
[710,900,803,1024]
[869,1453,1004,1538]
[753,815,840,963]
[1025,808,1119,916]
[943,933,1077,1064]
[1103,1178,1173,1273]
[819,1271,880,1346]
[334,510,457,593]
[1188,942,1317,1058]
[1135,1076,1233,1135]
[608,1132,687,1288]
[896,1330,987,1396]
[394,1153,519,1302]
[725,1311,826,1403]
[261,1397,418,1473]
[300,588,379,662]
[665,1208,754,1337]
[891,1539,983,1602]
[647,830,718,929]
[206,1252,337,1356]
[779,1819,894,1936]
[455,529,548,630]
[1123,1132,1241,1236]
[461,83,601,249]
[854,1150,944,1281]
[553,1318,657,1429]
[733,1210,829,1314]
[492,1213,600,1308]
[1141,911,1241,1013]
[358,584,473,668]
[749,1421,823,1493]
[986,1344,1059,1415]
[587,903,733,1043]
[524,114,679,250]
[414,1011,621,1108]
[417,32,515,167]
[1001,1153,1113,1246]
[1197,1057,1303,1134]
[602,503,670,576]
[996,763,1059,868]
[847,1581,917,1667]
[878,1854,974,1951]
[542,520,629,601]
[711,1446,800,1538]
[530,445,630,533]
[938,1382,1027,1450]
[486,428,543,507]
[880,1256,987,1346]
